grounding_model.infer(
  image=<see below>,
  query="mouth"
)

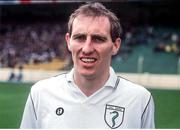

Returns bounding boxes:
[80,57,97,63]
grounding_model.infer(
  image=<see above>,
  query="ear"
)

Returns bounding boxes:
[112,38,121,55]
[65,33,71,52]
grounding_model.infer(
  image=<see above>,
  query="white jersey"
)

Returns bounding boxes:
[20,68,155,129]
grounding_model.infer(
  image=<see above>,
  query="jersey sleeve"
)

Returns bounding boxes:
[141,95,155,128]
[20,92,37,128]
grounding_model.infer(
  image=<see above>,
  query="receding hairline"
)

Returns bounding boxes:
[67,2,122,42]
[71,15,111,34]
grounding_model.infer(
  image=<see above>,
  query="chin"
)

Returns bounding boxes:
[80,70,97,78]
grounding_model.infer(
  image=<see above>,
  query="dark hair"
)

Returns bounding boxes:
[67,2,122,42]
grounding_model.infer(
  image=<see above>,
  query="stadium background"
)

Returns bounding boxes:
[0,0,180,128]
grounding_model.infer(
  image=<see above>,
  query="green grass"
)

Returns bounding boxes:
[0,82,180,128]
[150,89,180,128]
[0,82,32,128]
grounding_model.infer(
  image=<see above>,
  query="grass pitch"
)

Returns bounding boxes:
[0,82,32,128]
[150,89,180,128]
[0,82,180,128]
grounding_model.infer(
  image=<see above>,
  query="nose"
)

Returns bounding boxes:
[82,38,94,55]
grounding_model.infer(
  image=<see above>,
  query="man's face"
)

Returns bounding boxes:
[66,15,120,79]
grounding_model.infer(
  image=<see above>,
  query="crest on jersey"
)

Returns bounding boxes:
[104,104,125,129]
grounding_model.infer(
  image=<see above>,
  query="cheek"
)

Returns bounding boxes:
[69,43,81,57]
[69,41,77,51]
[100,45,113,57]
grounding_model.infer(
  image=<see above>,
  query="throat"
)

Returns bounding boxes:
[80,82,103,97]
[74,74,109,97]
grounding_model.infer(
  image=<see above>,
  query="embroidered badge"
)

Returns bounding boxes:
[104,104,125,129]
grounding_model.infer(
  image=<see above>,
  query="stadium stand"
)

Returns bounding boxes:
[0,1,180,74]
[0,22,70,70]
[112,26,180,74]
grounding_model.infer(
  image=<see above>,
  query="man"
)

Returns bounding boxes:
[20,2,155,129]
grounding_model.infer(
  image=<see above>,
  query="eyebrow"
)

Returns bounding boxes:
[72,33,85,38]
[92,34,107,41]
[72,33,108,41]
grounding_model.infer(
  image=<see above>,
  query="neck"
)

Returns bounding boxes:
[73,70,110,97]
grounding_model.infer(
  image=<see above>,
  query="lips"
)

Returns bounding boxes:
[80,57,97,63]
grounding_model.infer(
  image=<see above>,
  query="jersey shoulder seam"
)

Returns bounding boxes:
[30,92,37,120]
[141,94,152,120]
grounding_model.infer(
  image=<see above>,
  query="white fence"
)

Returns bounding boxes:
[0,68,180,89]
[120,73,180,89]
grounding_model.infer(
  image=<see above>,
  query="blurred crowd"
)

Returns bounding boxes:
[119,24,180,60]
[0,22,180,69]
[0,22,69,68]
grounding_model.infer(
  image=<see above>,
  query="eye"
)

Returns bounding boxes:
[92,35,107,43]
[73,34,86,42]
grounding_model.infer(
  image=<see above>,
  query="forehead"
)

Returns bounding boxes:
[72,15,111,35]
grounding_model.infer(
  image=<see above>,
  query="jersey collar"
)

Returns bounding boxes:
[66,67,118,89]
[104,67,119,88]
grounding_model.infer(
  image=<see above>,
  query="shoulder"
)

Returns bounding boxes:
[118,77,151,100]
[30,73,68,95]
